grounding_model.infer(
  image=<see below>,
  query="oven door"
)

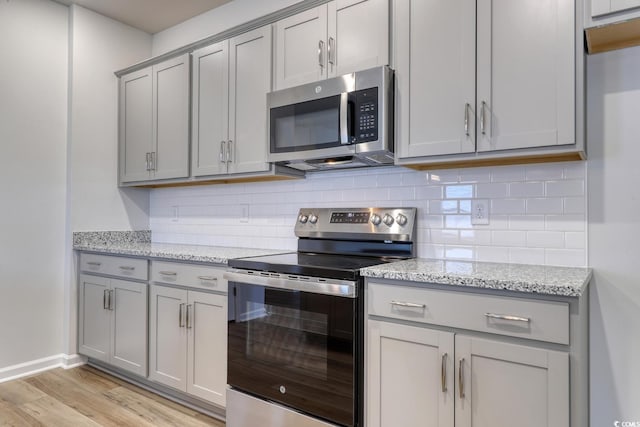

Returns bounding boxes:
[227,276,359,427]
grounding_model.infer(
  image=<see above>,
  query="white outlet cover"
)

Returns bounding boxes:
[471,199,490,225]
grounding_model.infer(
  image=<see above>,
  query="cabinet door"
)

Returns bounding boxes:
[78,274,111,362]
[611,0,640,13]
[591,0,611,16]
[327,0,389,78]
[187,291,227,407]
[455,336,569,427]
[119,67,152,183]
[367,320,454,427]
[476,0,574,152]
[395,0,476,158]
[228,26,272,175]
[152,53,190,180]
[275,6,328,89]
[110,279,148,377]
[192,42,230,177]
[149,285,188,391]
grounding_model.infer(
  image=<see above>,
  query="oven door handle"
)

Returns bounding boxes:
[224,270,357,298]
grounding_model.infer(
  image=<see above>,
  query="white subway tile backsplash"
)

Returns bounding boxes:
[526,198,564,214]
[491,199,526,215]
[150,163,587,267]
[546,180,584,197]
[476,183,509,198]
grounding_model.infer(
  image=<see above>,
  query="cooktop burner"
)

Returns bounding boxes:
[228,252,395,281]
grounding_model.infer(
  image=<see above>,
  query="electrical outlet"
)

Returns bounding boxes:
[240,204,249,223]
[171,206,179,222]
[470,199,489,225]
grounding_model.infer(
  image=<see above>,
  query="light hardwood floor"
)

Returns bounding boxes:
[0,365,225,426]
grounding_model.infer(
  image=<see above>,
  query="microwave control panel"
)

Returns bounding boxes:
[353,88,378,143]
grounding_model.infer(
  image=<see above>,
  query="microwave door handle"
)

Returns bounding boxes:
[339,92,349,144]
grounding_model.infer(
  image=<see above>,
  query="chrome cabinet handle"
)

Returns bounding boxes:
[459,358,465,399]
[198,276,217,282]
[179,303,186,327]
[145,152,150,171]
[441,353,448,392]
[480,101,487,135]
[328,37,335,66]
[186,304,193,329]
[226,140,233,164]
[119,266,135,271]
[150,152,156,171]
[103,289,108,310]
[159,271,177,276]
[219,141,226,163]
[87,261,101,267]
[318,40,325,73]
[464,103,470,136]
[109,290,114,311]
[390,300,426,309]
[484,313,530,323]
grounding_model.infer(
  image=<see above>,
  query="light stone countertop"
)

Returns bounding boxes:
[361,258,592,297]
[73,241,289,265]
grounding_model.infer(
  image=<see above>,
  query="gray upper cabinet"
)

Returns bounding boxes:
[274,0,389,90]
[395,0,584,167]
[119,53,190,184]
[192,26,272,178]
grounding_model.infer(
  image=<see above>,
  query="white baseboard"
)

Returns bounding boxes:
[0,353,87,383]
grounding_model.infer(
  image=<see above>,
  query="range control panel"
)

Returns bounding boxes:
[295,207,417,241]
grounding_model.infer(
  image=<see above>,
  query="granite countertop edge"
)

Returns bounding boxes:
[73,232,592,297]
[361,259,592,297]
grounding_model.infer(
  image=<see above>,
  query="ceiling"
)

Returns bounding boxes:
[55,0,233,34]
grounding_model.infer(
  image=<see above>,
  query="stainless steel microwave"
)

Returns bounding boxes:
[267,66,394,171]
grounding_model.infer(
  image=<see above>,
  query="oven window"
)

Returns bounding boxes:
[270,95,341,153]
[228,283,356,427]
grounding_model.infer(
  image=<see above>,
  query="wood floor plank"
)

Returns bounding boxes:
[103,386,222,427]
[0,366,225,427]
[0,380,47,405]
[19,396,102,427]
[24,372,158,427]
[0,401,42,427]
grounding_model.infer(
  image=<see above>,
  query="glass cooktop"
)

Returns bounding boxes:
[228,252,396,281]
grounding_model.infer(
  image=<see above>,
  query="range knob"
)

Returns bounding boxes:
[383,214,395,226]
[309,214,318,224]
[370,214,382,226]
[298,214,309,224]
[396,214,408,226]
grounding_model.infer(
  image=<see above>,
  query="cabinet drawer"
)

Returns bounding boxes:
[368,281,569,345]
[80,253,148,281]
[151,260,227,293]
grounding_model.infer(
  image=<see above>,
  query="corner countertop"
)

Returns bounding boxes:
[72,231,288,265]
[361,259,592,297]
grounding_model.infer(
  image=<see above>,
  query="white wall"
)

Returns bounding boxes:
[0,0,68,369]
[587,45,640,425]
[69,5,151,232]
[152,0,302,55]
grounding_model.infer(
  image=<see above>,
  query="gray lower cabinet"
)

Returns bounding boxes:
[149,283,227,407]
[78,273,148,377]
[366,279,585,427]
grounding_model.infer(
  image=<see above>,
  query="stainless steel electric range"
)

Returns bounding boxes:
[224,207,417,427]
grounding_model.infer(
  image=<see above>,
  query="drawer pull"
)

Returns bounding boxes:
[390,300,425,309]
[484,313,530,323]
[197,276,218,282]
[87,261,102,267]
[441,353,447,392]
[159,271,178,276]
[119,266,135,271]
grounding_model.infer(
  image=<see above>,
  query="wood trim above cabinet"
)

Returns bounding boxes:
[586,17,640,53]
[400,151,585,171]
